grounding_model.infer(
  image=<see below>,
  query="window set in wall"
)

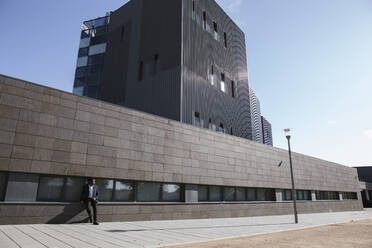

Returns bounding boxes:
[0,171,358,203]
[194,112,230,135]
[192,0,228,48]
[209,66,236,97]
[138,54,160,81]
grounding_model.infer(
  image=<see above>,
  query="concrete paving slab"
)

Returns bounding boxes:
[1,210,372,248]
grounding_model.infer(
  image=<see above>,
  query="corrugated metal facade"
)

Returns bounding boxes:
[83,0,252,139]
[181,0,252,139]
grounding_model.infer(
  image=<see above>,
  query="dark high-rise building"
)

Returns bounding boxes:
[73,0,252,140]
[261,116,273,146]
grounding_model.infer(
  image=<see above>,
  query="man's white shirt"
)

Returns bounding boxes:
[89,185,94,198]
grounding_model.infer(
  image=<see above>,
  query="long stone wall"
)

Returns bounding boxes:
[0,75,363,224]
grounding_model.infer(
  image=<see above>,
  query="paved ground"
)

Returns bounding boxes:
[168,219,372,248]
[166,219,372,248]
[1,210,372,248]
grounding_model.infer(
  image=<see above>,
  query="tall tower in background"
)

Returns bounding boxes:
[261,116,273,146]
[249,87,263,143]
[72,0,253,140]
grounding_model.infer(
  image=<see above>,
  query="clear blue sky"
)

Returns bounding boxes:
[0,0,371,166]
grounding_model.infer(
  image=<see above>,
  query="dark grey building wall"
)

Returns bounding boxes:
[101,0,182,122]
[181,0,252,139]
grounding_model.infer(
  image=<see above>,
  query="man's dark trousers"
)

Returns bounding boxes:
[85,198,97,223]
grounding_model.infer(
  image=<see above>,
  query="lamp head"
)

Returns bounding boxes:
[284,128,291,139]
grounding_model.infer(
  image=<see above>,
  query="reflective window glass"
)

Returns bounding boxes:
[78,47,89,57]
[247,188,256,201]
[209,186,221,201]
[88,54,105,65]
[77,56,88,67]
[162,184,181,202]
[284,189,292,200]
[79,38,90,48]
[114,181,134,202]
[6,173,39,202]
[137,182,161,202]
[95,179,114,202]
[86,73,101,85]
[303,190,310,200]
[198,185,208,201]
[257,188,266,201]
[236,188,246,201]
[64,177,85,202]
[75,67,87,78]
[223,187,235,201]
[37,176,64,201]
[89,43,107,56]
[90,35,106,45]
[264,189,275,201]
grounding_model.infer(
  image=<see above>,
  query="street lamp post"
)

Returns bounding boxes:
[284,128,298,224]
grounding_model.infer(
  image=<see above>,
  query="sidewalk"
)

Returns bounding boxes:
[1,210,372,248]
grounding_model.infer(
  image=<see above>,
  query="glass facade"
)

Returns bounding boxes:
[73,15,109,99]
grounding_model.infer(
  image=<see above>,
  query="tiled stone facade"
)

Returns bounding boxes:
[0,75,363,224]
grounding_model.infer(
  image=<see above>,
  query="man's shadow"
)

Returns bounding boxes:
[46,203,88,224]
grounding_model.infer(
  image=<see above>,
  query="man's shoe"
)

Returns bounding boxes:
[88,217,93,223]
[93,222,99,225]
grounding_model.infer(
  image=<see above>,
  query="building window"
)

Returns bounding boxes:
[162,184,181,201]
[79,38,90,48]
[220,73,226,93]
[209,186,222,201]
[88,43,107,56]
[77,56,88,67]
[95,179,114,202]
[210,65,216,86]
[63,177,85,202]
[218,123,227,134]
[342,192,358,200]
[203,11,207,30]
[315,191,340,201]
[208,118,216,131]
[154,54,159,74]
[223,187,235,201]
[138,61,144,81]
[198,185,208,201]
[78,47,89,57]
[137,182,161,202]
[6,173,39,202]
[224,32,227,48]
[247,188,256,201]
[231,81,236,98]
[236,188,246,201]
[114,180,134,202]
[37,176,65,202]
[213,22,219,41]
[193,112,204,128]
